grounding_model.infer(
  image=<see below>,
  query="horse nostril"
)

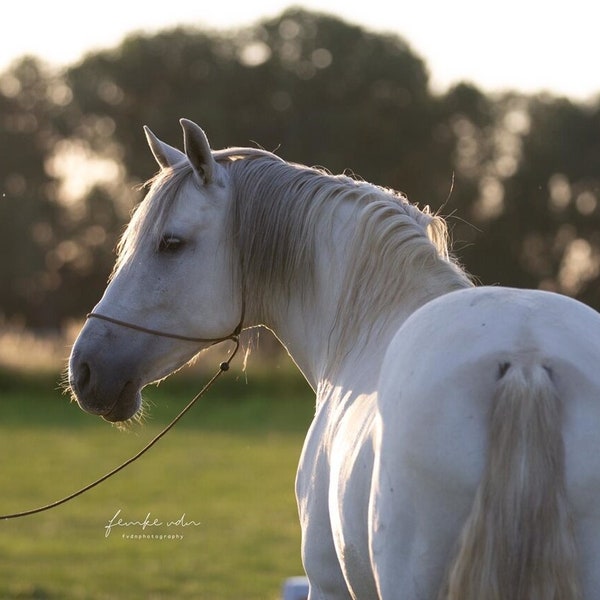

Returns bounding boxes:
[73,361,91,394]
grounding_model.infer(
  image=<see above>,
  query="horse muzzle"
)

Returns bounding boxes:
[68,339,143,423]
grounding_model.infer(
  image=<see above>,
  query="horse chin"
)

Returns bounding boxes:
[101,382,142,423]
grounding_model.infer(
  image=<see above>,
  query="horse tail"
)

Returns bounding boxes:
[441,363,581,600]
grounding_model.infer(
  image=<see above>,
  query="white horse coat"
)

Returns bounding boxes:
[69,120,600,599]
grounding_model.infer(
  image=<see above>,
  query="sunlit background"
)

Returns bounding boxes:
[1,0,599,362]
[3,0,599,99]
[1,3,600,598]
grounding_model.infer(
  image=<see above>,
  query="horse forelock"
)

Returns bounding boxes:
[112,163,195,279]
[112,148,280,276]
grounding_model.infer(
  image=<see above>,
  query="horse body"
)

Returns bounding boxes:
[69,120,600,598]
[299,285,600,599]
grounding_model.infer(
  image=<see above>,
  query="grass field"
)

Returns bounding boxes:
[0,363,314,599]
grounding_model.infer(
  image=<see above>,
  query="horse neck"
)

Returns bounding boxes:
[261,240,347,391]
[260,200,470,393]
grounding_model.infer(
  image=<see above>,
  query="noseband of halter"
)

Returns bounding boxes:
[86,310,243,346]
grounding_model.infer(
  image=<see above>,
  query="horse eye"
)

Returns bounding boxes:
[158,235,184,253]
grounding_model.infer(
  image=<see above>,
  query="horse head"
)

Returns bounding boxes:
[68,120,242,422]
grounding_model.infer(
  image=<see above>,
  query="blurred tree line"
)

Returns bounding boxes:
[1,8,599,329]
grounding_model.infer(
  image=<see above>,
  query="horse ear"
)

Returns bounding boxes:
[144,126,186,169]
[180,119,218,185]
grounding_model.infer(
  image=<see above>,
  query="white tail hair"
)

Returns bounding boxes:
[441,363,581,600]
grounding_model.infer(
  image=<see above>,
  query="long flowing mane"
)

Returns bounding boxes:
[117,149,471,342]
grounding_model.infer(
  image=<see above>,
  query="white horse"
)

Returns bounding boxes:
[69,119,600,599]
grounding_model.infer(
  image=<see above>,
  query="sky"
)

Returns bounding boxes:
[1,0,598,101]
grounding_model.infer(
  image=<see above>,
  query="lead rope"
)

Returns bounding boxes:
[0,335,241,520]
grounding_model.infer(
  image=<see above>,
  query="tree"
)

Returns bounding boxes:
[2,10,600,328]
[0,58,69,326]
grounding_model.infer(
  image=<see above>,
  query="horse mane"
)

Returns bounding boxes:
[224,151,472,340]
[116,149,471,344]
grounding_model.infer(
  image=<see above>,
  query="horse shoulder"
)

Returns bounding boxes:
[327,391,380,597]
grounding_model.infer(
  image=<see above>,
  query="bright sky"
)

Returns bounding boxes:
[1,0,598,101]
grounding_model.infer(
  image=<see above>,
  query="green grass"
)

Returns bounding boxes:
[0,367,314,599]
